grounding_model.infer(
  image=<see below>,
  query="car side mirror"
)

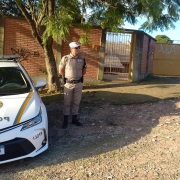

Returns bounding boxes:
[35,80,47,91]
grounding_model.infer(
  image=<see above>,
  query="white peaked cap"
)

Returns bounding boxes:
[69,42,80,48]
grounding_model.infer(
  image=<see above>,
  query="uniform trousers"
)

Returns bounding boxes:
[63,82,83,115]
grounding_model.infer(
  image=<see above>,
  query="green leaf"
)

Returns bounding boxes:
[78,34,91,45]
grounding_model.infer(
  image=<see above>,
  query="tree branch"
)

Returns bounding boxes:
[15,0,43,47]
[36,0,48,28]
[97,0,118,8]
[81,0,85,23]
[47,0,55,16]
[26,0,36,22]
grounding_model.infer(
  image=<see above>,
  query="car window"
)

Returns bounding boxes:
[0,67,32,96]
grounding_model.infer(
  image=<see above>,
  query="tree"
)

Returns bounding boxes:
[84,0,180,33]
[0,0,23,17]
[9,0,180,92]
[155,35,173,43]
[14,0,81,93]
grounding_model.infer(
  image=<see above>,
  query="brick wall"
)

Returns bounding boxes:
[141,34,156,74]
[61,26,102,79]
[3,17,47,76]
[141,35,149,73]
[3,16,102,79]
[2,16,155,82]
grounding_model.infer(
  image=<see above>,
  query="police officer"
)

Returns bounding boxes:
[59,42,87,129]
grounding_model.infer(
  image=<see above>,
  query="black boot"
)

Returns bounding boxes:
[62,115,69,129]
[72,115,82,126]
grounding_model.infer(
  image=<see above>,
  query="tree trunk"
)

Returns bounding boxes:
[15,0,60,93]
[43,38,60,93]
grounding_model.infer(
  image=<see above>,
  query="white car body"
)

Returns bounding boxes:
[0,56,48,164]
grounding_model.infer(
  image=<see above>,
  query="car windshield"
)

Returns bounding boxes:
[0,67,32,96]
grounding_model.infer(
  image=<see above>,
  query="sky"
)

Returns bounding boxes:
[123,18,180,41]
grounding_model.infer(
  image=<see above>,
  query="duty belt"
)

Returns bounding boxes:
[66,79,82,84]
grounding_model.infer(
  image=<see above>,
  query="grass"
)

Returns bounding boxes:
[40,76,180,106]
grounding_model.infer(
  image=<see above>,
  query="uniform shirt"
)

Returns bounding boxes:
[59,53,87,80]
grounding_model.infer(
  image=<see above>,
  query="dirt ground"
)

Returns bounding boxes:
[1,76,180,180]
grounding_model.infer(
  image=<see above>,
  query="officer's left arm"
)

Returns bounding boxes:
[82,58,87,75]
[82,69,86,75]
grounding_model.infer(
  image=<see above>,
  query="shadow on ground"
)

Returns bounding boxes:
[1,89,180,177]
[83,76,180,90]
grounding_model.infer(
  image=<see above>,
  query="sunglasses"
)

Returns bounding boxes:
[74,46,80,49]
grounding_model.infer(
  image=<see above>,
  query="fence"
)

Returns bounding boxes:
[104,32,132,81]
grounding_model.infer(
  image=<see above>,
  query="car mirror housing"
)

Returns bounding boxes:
[35,80,47,90]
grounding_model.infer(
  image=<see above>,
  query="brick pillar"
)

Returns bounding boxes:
[0,16,4,55]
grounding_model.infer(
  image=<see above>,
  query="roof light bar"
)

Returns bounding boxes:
[0,55,20,60]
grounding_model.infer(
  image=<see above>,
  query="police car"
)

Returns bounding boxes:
[0,55,48,164]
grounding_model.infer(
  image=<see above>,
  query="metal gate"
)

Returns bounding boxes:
[104,32,132,81]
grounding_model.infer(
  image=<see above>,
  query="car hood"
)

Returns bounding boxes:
[0,92,40,129]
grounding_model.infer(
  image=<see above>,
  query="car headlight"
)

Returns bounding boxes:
[21,111,42,131]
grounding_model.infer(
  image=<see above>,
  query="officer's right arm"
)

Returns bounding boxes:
[59,57,66,76]
[59,68,65,76]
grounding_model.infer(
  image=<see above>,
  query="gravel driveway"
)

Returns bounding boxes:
[1,95,180,180]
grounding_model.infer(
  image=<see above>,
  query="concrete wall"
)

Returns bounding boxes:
[154,43,180,76]
[132,31,143,82]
